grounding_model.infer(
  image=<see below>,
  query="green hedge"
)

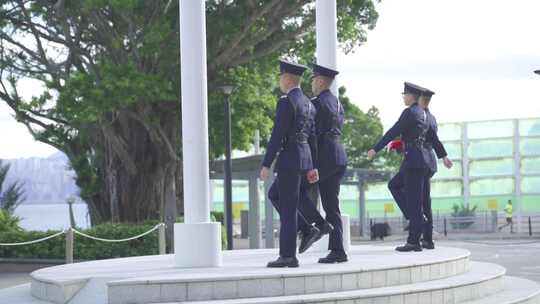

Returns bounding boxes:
[0,222,160,260]
[0,212,227,260]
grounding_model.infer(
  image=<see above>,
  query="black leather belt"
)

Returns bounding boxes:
[286,134,308,144]
[404,139,426,149]
[323,133,341,141]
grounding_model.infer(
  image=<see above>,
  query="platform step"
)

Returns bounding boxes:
[144,262,505,304]
[105,247,470,304]
[461,276,540,304]
[0,284,53,304]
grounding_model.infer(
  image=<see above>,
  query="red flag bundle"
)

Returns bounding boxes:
[388,139,403,152]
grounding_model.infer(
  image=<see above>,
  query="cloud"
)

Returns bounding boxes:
[0,103,58,159]
[336,0,540,126]
[2,0,540,157]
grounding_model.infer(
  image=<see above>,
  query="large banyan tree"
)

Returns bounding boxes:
[0,0,379,225]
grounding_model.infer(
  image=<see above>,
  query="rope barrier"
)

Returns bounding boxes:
[0,223,165,246]
[0,230,66,246]
[72,223,164,243]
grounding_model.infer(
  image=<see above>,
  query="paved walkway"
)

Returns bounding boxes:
[0,273,30,289]
[361,238,540,283]
[438,239,540,283]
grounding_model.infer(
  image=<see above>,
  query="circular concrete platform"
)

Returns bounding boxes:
[30,245,470,303]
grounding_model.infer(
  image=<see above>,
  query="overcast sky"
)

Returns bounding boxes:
[338,0,540,127]
[1,0,540,159]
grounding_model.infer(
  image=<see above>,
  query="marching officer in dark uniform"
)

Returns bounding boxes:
[387,87,452,241]
[260,60,318,268]
[368,82,434,252]
[267,91,331,256]
[418,88,452,249]
[306,63,349,263]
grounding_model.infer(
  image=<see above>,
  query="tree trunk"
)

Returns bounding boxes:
[80,102,180,225]
[105,132,120,223]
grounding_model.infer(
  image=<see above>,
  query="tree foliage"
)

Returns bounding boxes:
[0,0,379,223]
[0,209,21,232]
[0,160,25,214]
[339,87,400,170]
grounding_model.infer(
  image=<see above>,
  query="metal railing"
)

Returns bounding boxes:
[350,212,540,237]
[0,223,166,264]
[517,213,540,236]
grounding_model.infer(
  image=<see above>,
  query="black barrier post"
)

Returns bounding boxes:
[529,217,533,236]
[444,217,448,237]
[369,219,373,240]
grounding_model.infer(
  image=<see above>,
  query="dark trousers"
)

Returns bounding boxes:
[318,165,346,252]
[388,164,407,220]
[269,176,325,236]
[404,167,430,245]
[297,184,326,228]
[422,171,435,242]
[269,169,302,257]
[269,177,307,235]
[389,166,435,242]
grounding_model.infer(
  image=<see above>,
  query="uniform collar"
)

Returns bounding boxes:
[317,88,331,97]
[287,86,300,94]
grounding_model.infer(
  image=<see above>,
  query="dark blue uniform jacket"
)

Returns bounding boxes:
[373,103,442,169]
[262,88,316,172]
[312,89,347,177]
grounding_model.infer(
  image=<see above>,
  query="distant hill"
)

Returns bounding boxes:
[2,152,81,205]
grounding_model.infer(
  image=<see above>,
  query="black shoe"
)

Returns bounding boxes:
[267,256,299,268]
[318,251,348,264]
[317,222,334,235]
[421,240,435,250]
[395,243,422,252]
[299,226,321,254]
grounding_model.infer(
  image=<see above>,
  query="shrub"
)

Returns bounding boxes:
[0,222,159,260]
[211,211,224,225]
[0,214,228,260]
[451,203,477,217]
[450,203,477,229]
[211,212,227,249]
[0,209,21,233]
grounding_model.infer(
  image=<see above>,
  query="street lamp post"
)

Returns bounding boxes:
[218,85,235,250]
